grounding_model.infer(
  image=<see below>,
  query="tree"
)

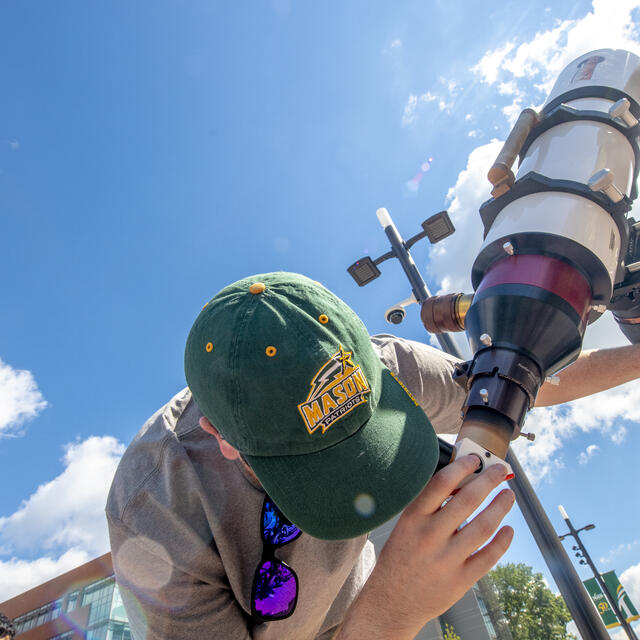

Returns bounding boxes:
[0,612,15,640]
[442,623,461,640]
[489,563,575,640]
[477,575,515,640]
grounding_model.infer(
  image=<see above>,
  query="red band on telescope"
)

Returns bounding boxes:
[476,255,593,323]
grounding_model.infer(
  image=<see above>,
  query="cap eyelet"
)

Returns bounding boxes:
[265,346,277,357]
[318,314,329,324]
[205,342,214,353]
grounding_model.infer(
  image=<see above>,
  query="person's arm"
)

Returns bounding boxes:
[335,456,515,640]
[374,334,640,413]
[535,344,640,407]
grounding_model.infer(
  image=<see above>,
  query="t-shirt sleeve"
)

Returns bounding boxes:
[108,515,252,640]
[371,334,465,435]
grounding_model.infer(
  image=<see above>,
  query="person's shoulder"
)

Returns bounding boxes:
[106,387,205,520]
[370,333,460,364]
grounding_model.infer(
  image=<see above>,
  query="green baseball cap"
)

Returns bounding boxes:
[184,272,439,539]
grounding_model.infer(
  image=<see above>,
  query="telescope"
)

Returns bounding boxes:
[349,48,640,474]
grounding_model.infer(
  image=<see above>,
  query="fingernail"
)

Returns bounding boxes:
[490,464,508,478]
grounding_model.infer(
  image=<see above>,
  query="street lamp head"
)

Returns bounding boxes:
[584,524,595,531]
[421,211,455,244]
[347,256,381,287]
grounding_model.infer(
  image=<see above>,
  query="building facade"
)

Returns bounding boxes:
[0,554,130,640]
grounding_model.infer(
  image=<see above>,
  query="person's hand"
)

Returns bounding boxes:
[336,455,515,640]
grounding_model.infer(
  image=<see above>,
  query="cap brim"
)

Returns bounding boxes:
[245,369,439,539]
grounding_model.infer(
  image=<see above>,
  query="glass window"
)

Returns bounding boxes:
[23,615,35,632]
[14,613,27,633]
[53,598,64,617]
[13,576,126,638]
[109,584,128,622]
[66,590,80,612]
[19,610,38,632]
[12,615,24,634]
[13,598,66,634]
[86,621,109,640]
[107,621,131,640]
[36,606,47,627]
[82,576,116,627]
[474,589,498,640]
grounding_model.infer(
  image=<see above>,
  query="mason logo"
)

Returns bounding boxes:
[298,345,371,435]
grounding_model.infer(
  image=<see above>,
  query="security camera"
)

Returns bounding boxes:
[386,306,406,324]
[384,295,417,325]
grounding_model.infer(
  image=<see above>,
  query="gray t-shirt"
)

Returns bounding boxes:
[106,335,464,640]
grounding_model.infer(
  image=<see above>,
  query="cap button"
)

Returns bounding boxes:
[249,282,266,294]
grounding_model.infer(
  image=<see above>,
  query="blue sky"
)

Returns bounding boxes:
[1,1,640,635]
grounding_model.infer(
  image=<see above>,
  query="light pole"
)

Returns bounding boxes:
[558,505,639,640]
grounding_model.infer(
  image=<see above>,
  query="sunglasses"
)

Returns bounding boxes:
[251,495,302,621]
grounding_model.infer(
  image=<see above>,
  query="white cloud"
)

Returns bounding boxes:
[502,98,523,126]
[0,548,90,602]
[498,80,519,96]
[404,0,640,127]
[471,41,515,85]
[611,562,640,639]
[402,94,418,126]
[0,436,124,599]
[437,98,453,113]
[612,426,628,444]
[618,562,640,607]
[472,0,640,100]
[600,540,639,565]
[613,624,640,640]
[0,358,47,436]
[383,38,403,55]
[0,435,124,598]
[577,444,599,464]
[420,91,437,103]
[428,139,503,293]
[439,77,460,97]
[582,311,628,351]
[512,379,640,483]
[401,86,456,125]
[467,130,479,137]
[621,563,640,613]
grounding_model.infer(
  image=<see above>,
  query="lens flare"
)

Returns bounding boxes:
[354,493,376,516]
[403,157,434,196]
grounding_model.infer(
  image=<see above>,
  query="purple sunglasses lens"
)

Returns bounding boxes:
[263,498,300,545]
[253,560,297,618]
